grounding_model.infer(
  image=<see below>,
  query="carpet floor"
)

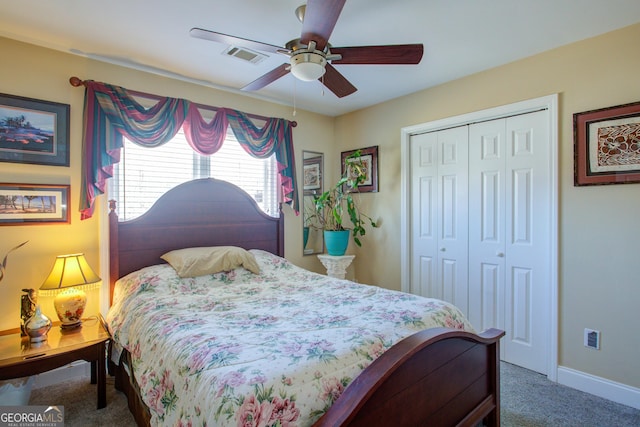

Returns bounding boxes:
[28,362,640,426]
[500,362,640,427]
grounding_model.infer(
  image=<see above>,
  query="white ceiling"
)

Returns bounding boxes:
[1,0,640,117]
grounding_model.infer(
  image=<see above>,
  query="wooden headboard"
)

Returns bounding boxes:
[108,178,284,303]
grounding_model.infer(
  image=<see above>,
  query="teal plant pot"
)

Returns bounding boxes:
[303,227,310,249]
[324,230,350,256]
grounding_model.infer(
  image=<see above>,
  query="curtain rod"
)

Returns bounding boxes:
[69,76,296,127]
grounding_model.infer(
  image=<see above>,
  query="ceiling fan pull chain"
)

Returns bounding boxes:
[292,78,297,116]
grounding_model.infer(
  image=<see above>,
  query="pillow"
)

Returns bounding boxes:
[160,246,260,278]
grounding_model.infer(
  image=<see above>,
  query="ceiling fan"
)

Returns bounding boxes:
[190,0,424,98]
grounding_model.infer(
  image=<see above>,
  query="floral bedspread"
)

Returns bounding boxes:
[106,250,474,427]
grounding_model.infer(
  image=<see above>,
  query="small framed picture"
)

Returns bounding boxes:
[0,183,70,225]
[341,146,378,193]
[574,101,640,186]
[303,154,323,195]
[0,93,70,167]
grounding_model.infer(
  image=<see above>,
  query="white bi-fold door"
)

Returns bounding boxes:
[408,110,551,374]
[409,125,469,316]
[467,110,550,374]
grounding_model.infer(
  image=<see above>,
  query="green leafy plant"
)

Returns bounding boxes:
[313,150,379,247]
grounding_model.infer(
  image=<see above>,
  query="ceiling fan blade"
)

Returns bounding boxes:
[321,63,357,98]
[330,44,424,65]
[190,27,285,55]
[301,0,346,51]
[241,63,291,91]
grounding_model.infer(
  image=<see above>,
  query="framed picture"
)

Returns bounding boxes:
[0,93,70,166]
[341,145,378,193]
[574,101,640,186]
[0,183,70,225]
[303,154,323,195]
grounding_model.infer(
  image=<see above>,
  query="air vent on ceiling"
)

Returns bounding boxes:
[222,46,268,64]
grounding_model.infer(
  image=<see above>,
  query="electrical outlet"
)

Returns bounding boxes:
[584,328,600,350]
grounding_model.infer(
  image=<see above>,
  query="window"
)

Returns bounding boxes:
[109,129,279,220]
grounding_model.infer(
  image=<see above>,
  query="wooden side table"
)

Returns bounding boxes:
[0,316,109,409]
[317,254,355,279]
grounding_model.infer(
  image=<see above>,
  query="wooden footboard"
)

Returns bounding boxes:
[315,327,505,427]
[110,327,503,427]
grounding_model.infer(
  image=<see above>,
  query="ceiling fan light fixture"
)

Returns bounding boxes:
[290,52,327,81]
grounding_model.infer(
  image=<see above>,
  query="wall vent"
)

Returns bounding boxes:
[222,46,268,64]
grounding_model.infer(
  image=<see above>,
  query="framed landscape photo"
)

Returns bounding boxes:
[341,145,378,193]
[0,93,70,166]
[574,101,640,186]
[0,183,70,225]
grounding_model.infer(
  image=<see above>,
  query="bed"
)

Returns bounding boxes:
[106,178,504,426]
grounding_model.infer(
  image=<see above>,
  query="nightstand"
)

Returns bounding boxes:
[0,316,109,409]
[317,254,355,279]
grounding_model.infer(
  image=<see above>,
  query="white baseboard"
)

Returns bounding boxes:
[32,361,90,389]
[557,366,640,410]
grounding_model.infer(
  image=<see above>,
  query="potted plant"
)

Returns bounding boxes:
[313,150,379,255]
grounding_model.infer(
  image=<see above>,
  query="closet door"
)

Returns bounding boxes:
[410,127,469,314]
[410,131,438,298]
[468,119,506,335]
[468,111,550,374]
[503,111,550,374]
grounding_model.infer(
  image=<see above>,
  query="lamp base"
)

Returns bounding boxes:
[60,320,83,330]
[53,287,86,329]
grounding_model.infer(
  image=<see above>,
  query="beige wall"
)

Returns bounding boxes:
[334,23,640,389]
[2,21,639,392]
[0,36,330,332]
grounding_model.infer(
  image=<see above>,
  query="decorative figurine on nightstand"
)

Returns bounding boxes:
[24,305,52,343]
[20,288,37,336]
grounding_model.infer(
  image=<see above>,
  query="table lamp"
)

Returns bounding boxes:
[39,253,101,329]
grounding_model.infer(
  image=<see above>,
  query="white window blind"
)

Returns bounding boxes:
[109,129,279,220]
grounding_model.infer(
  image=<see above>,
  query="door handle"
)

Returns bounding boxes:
[496,252,504,257]
[440,248,446,252]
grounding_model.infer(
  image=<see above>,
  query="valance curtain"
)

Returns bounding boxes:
[79,80,298,219]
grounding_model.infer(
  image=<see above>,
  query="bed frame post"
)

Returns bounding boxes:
[277,207,285,257]
[108,199,119,306]
[487,332,501,426]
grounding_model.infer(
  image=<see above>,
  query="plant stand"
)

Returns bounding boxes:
[317,254,355,279]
